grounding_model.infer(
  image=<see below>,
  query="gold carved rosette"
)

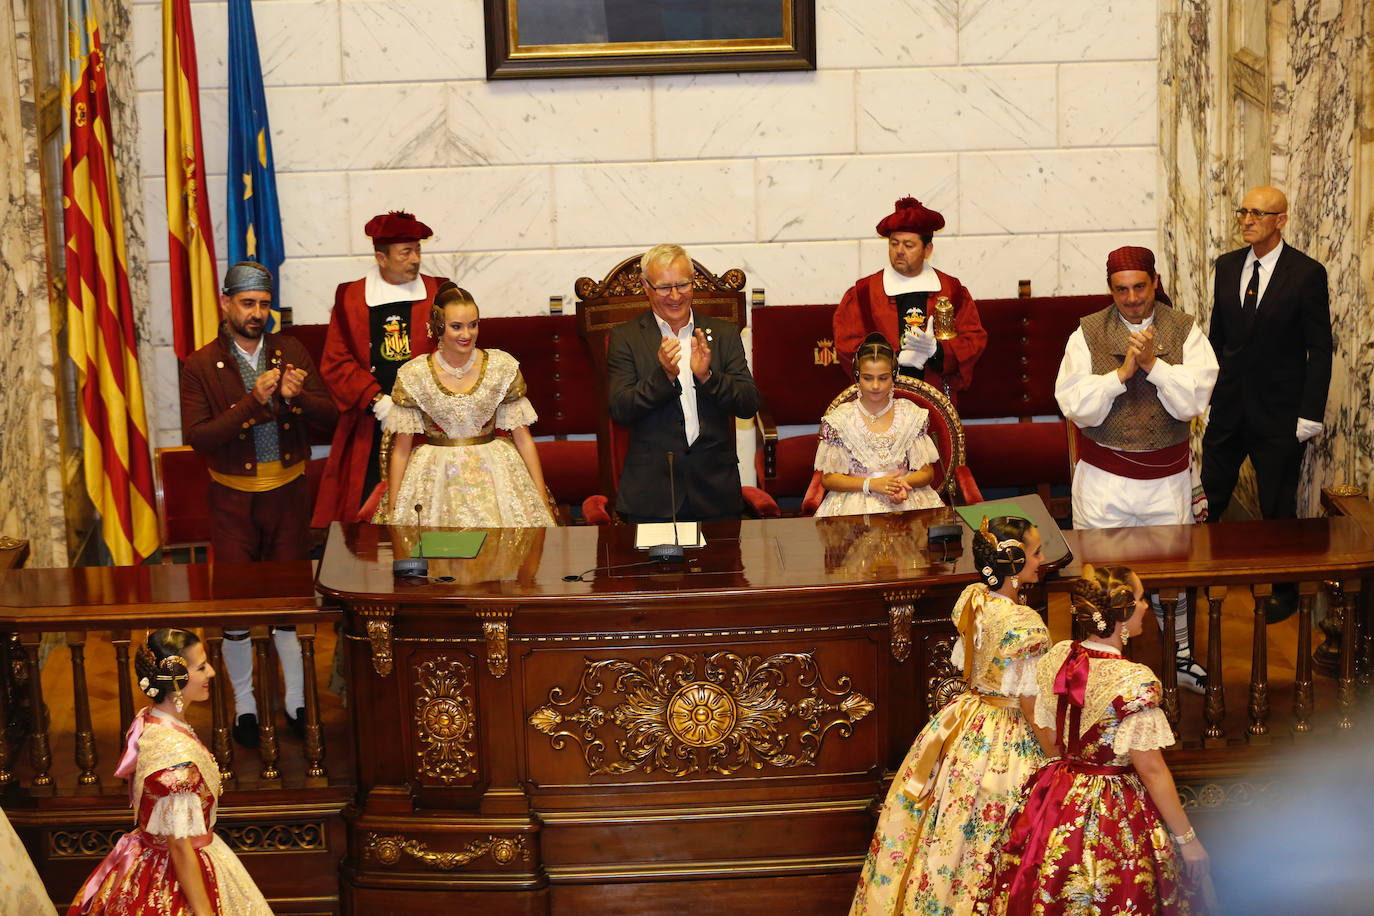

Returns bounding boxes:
[412,657,478,785]
[528,651,873,777]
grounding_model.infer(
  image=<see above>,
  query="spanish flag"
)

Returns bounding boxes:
[164,0,219,359]
[62,0,159,565]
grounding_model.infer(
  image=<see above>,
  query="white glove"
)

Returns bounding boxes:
[372,394,394,423]
[1296,417,1322,443]
[898,326,938,370]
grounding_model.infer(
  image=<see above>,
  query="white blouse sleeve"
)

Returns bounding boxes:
[999,655,1041,698]
[145,791,208,839]
[1054,328,1127,429]
[1143,323,1219,422]
[384,405,425,435]
[813,418,853,474]
[1113,706,1175,754]
[495,396,538,431]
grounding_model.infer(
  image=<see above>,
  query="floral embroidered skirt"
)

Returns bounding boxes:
[389,438,555,528]
[68,831,271,916]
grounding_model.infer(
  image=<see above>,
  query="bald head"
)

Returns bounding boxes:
[1238,186,1288,257]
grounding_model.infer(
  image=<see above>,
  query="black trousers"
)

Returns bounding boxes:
[1201,423,1307,521]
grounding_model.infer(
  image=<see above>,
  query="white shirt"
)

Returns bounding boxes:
[654,313,700,446]
[1055,313,1218,445]
[233,337,264,370]
[882,265,940,296]
[363,264,426,307]
[1236,240,1284,309]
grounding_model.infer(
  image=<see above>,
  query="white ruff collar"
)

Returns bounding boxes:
[882,265,940,296]
[364,264,426,307]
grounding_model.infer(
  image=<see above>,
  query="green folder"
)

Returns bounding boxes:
[953,499,1030,531]
[412,531,487,559]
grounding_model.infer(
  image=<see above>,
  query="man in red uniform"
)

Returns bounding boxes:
[833,197,987,398]
[311,211,450,526]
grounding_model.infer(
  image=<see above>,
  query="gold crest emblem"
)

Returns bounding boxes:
[380,315,410,362]
[814,337,836,367]
[74,102,88,128]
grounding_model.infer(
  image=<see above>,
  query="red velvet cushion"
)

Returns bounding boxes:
[582,494,612,526]
[536,439,599,504]
[958,295,1110,420]
[756,433,821,497]
[742,486,781,518]
[963,421,1071,488]
[157,448,212,545]
[476,314,597,437]
[750,305,850,426]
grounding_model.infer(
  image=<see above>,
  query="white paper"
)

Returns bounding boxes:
[634,522,705,550]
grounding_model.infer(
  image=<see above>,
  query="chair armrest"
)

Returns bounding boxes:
[742,486,781,518]
[953,465,982,506]
[752,404,778,480]
[582,494,614,526]
[800,470,825,516]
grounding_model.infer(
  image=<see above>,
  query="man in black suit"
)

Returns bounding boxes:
[607,244,760,522]
[1202,186,1332,619]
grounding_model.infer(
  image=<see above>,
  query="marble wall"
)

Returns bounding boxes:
[126,0,1163,444]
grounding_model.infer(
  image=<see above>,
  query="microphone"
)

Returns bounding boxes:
[393,502,430,578]
[648,451,685,563]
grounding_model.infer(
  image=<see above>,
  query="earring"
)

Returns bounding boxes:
[1120,626,1130,651]
[173,691,185,716]
[1010,575,1020,592]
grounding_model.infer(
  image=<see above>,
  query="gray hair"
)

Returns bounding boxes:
[640,243,691,278]
[221,261,273,296]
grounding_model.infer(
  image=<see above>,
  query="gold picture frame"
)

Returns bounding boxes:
[484,0,816,80]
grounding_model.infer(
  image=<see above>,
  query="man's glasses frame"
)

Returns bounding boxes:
[645,280,694,294]
[1234,208,1285,220]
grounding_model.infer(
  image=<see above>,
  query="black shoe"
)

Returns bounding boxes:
[233,713,260,749]
[285,706,306,739]
[1264,592,1298,624]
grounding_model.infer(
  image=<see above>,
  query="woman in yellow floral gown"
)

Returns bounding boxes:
[850,516,1055,916]
[975,565,1208,915]
[69,628,271,916]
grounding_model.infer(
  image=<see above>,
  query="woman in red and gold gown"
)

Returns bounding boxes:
[69,628,272,916]
[976,564,1209,915]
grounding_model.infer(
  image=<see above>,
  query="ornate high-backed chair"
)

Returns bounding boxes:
[574,254,779,523]
[800,376,982,515]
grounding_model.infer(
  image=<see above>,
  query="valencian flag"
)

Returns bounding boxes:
[227,0,285,330]
[62,0,159,564]
[163,0,219,360]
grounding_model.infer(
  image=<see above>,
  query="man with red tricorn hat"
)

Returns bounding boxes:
[1056,244,1218,691]
[311,211,450,526]
[832,196,986,397]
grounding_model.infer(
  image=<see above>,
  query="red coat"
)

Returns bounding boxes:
[833,268,987,393]
[310,273,446,526]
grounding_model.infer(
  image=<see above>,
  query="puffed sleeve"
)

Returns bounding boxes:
[142,762,209,838]
[383,370,425,435]
[813,416,853,474]
[495,368,538,431]
[905,409,940,469]
[992,616,1050,697]
[1113,677,1175,754]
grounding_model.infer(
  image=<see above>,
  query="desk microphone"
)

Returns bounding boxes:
[393,502,430,578]
[648,451,685,563]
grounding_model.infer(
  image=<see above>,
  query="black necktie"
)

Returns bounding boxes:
[1242,259,1260,314]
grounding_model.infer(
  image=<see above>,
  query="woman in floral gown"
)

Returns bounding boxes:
[850,516,1055,916]
[1,803,56,915]
[69,628,272,916]
[815,333,944,517]
[384,283,556,527]
[975,564,1209,916]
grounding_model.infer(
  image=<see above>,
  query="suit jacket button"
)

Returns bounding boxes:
[283,422,291,430]
[242,421,250,429]
[216,361,225,369]
[243,462,253,470]
[238,433,246,440]
[283,453,291,462]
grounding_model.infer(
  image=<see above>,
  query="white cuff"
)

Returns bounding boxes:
[1296,418,1323,442]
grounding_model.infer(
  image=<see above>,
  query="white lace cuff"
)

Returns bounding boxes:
[949,637,964,672]
[908,433,940,469]
[495,396,537,431]
[383,405,425,435]
[1034,693,1057,731]
[999,655,1040,698]
[145,791,207,838]
[813,440,852,475]
[1113,707,1175,754]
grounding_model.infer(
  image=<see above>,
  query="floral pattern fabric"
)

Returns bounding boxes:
[974,641,1195,916]
[850,584,1050,916]
[385,348,555,528]
[68,708,272,916]
[0,805,56,916]
[814,400,945,517]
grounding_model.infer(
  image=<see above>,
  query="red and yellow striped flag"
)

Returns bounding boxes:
[62,0,159,565]
[164,0,219,359]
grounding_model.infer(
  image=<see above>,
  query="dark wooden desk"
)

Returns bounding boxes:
[317,504,1071,916]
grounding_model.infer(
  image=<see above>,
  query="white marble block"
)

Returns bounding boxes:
[1059,230,1159,296]
[340,0,485,83]
[817,0,958,71]
[959,0,1157,64]
[959,149,1156,235]
[858,65,1057,152]
[1059,62,1157,148]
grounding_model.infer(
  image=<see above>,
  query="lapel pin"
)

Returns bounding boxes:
[216,361,225,369]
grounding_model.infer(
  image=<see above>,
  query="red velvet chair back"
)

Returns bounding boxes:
[749,304,849,425]
[278,324,333,446]
[155,446,212,561]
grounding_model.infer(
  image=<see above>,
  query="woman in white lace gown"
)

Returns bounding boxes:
[385,284,556,528]
[815,333,945,517]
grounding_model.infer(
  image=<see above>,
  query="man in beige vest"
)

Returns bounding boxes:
[1056,246,1218,691]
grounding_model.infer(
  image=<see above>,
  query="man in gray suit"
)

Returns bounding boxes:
[607,244,759,522]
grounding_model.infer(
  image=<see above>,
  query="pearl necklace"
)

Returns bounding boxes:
[857,397,894,423]
[434,347,477,379]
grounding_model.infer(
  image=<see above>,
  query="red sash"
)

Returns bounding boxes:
[1075,430,1190,480]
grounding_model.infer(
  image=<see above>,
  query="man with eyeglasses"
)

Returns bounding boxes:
[606,243,760,522]
[833,197,987,398]
[1202,186,1332,622]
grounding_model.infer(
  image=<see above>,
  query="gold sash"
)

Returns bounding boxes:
[899,691,1020,806]
[208,459,304,493]
[425,432,495,447]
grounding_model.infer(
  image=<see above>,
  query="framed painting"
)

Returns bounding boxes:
[484,0,816,80]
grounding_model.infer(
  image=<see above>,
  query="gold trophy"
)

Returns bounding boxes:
[932,295,958,340]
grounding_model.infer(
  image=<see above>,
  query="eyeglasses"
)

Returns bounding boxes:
[1234,208,1284,220]
[646,281,693,294]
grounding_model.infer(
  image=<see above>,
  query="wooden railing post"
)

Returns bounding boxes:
[111,629,135,739]
[251,625,281,782]
[298,623,327,784]
[1202,585,1227,748]
[1247,583,1271,743]
[1292,582,1317,736]
[18,632,53,791]
[1157,588,1181,734]
[205,629,235,785]
[1337,578,1362,730]
[67,631,100,787]
[0,636,10,787]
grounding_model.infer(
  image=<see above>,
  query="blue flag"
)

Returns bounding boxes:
[226,0,284,330]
